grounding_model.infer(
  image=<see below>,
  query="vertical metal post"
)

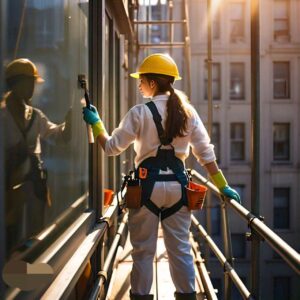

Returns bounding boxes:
[250,0,261,298]
[0,2,7,298]
[183,0,191,99]
[205,0,213,260]
[146,0,151,56]
[220,199,233,300]
[168,0,174,56]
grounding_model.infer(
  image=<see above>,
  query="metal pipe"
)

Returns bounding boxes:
[133,20,186,24]
[169,0,174,56]
[250,0,261,297]
[205,0,213,267]
[183,0,192,99]
[190,237,218,300]
[89,213,128,300]
[138,42,185,48]
[191,170,300,275]
[192,215,253,300]
[220,200,233,300]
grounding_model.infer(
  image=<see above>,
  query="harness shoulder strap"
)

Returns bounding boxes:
[145,101,172,145]
[9,108,36,140]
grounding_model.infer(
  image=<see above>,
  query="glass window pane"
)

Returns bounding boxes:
[213,9,221,39]
[232,234,246,258]
[231,185,245,200]
[273,188,290,229]
[205,63,221,100]
[273,123,290,160]
[274,1,288,19]
[230,63,245,99]
[230,3,243,20]
[273,62,290,98]
[274,277,290,300]
[230,2,245,40]
[2,0,89,258]
[230,123,245,161]
[211,278,223,298]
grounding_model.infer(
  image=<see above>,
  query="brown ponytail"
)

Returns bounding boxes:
[143,73,189,140]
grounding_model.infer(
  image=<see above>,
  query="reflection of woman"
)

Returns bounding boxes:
[1,58,71,256]
[83,54,240,300]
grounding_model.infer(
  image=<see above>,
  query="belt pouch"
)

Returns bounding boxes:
[185,181,207,210]
[125,179,142,209]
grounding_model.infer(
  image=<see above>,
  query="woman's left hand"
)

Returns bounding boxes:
[220,186,241,204]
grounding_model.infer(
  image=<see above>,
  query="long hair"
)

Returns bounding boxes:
[143,73,190,141]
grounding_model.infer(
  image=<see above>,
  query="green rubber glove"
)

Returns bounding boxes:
[210,170,241,204]
[92,121,106,138]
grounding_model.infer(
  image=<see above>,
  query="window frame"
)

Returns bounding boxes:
[230,122,245,161]
[273,276,291,300]
[273,61,290,99]
[230,62,245,100]
[273,122,290,162]
[273,187,290,230]
[204,62,221,101]
[229,1,245,42]
[231,233,246,259]
[273,0,290,41]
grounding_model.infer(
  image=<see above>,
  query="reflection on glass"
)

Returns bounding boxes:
[1,0,89,258]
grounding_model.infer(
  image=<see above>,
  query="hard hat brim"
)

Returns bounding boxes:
[130,72,140,79]
[130,72,181,81]
[35,76,45,83]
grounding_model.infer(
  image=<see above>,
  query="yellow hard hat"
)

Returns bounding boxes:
[130,53,181,80]
[5,58,44,83]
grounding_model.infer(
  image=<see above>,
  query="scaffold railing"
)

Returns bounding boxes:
[190,169,300,300]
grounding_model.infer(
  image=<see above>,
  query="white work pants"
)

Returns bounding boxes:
[128,179,195,295]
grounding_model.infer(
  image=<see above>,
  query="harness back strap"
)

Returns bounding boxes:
[137,101,188,220]
[145,101,172,145]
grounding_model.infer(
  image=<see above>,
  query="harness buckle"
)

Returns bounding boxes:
[139,167,148,179]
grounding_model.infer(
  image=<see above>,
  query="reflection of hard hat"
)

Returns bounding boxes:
[130,53,181,80]
[5,58,44,82]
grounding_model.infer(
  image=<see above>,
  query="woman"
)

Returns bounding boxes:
[83,53,240,300]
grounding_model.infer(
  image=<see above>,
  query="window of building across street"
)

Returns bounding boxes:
[273,62,290,99]
[230,63,245,100]
[230,2,245,42]
[273,123,290,161]
[274,0,290,41]
[205,63,221,100]
[230,123,245,161]
[231,233,246,258]
[273,277,290,300]
[273,187,290,229]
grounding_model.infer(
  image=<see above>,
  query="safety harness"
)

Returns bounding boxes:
[135,101,189,220]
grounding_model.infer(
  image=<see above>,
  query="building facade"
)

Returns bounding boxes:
[188,0,300,299]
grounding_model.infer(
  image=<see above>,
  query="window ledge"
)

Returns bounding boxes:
[5,207,94,299]
[271,161,293,166]
[229,161,251,167]
[273,229,292,234]
[41,221,107,300]
[229,99,246,102]
[273,98,291,101]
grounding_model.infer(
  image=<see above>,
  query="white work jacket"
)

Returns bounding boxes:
[2,104,66,155]
[105,94,216,168]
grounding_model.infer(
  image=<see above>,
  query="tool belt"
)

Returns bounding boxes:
[121,101,207,218]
